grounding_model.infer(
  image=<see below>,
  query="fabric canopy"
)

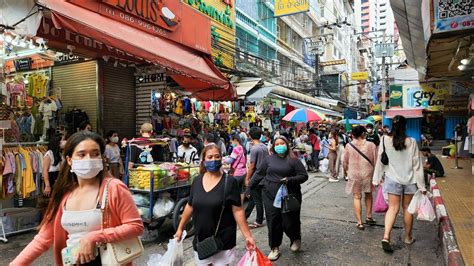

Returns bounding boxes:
[37,0,234,100]
[234,78,262,99]
[385,108,423,118]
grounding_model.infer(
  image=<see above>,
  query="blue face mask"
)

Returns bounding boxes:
[204,160,222,172]
[230,143,236,147]
[260,135,266,142]
[274,145,287,155]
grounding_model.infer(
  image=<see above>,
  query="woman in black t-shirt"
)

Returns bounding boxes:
[250,136,309,261]
[175,144,256,265]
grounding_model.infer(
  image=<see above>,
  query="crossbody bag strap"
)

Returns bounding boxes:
[100,178,113,231]
[214,174,228,236]
[349,143,374,167]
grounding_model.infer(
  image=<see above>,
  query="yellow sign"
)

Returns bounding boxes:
[185,0,235,70]
[351,72,369,80]
[320,59,346,67]
[274,0,309,17]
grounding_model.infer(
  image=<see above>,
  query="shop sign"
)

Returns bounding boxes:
[444,95,469,113]
[274,0,309,17]
[433,0,474,33]
[14,58,32,71]
[135,72,165,85]
[185,0,235,69]
[66,0,211,54]
[351,72,368,81]
[403,82,450,111]
[55,54,85,65]
[389,85,403,108]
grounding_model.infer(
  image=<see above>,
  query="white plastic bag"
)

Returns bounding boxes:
[273,184,288,208]
[237,250,257,266]
[152,231,187,266]
[132,193,150,206]
[320,158,329,173]
[417,194,436,221]
[153,193,175,218]
[407,190,424,215]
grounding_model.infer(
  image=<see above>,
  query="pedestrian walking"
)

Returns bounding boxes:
[309,128,321,171]
[224,133,247,204]
[104,130,124,180]
[244,126,268,228]
[336,130,348,180]
[326,130,340,182]
[174,143,256,265]
[342,126,377,230]
[373,115,426,252]
[250,136,308,261]
[366,123,380,146]
[11,131,144,265]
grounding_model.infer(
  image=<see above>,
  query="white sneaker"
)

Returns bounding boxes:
[290,240,301,252]
[329,177,340,183]
[268,247,281,261]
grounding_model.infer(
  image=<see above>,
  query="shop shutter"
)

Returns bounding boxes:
[101,62,136,139]
[52,61,98,132]
[135,73,166,134]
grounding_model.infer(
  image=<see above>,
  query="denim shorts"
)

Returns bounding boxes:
[383,177,418,195]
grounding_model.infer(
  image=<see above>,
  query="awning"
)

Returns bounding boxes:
[269,94,344,118]
[385,108,423,118]
[233,78,263,99]
[37,0,234,100]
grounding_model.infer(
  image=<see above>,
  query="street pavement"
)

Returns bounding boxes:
[1,172,444,265]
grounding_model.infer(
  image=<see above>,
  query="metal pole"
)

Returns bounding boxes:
[381,56,386,127]
[315,53,320,96]
[453,130,463,169]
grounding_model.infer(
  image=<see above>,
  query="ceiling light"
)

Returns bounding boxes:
[155,92,161,98]
[28,39,35,49]
[460,58,471,65]
[457,65,467,71]
[4,34,13,43]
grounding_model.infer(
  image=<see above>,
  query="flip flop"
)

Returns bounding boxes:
[381,239,393,252]
[366,218,377,225]
[404,238,416,245]
[249,222,264,229]
[356,223,365,230]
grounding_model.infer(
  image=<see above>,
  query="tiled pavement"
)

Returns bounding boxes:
[436,157,473,265]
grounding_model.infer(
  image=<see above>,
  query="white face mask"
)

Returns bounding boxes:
[367,129,373,134]
[110,137,119,143]
[71,159,104,179]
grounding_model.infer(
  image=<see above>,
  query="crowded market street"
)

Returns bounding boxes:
[1,171,444,265]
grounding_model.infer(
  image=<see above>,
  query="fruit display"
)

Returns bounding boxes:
[128,162,200,191]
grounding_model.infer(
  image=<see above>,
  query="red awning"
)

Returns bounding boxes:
[386,108,423,118]
[37,0,234,100]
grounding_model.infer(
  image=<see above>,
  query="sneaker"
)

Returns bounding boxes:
[329,177,340,183]
[290,240,301,252]
[268,247,281,261]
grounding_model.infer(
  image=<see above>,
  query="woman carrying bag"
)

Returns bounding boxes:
[249,136,308,261]
[224,133,247,204]
[11,131,144,265]
[373,115,426,253]
[175,143,256,265]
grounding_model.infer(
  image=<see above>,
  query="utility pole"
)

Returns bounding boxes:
[315,52,320,96]
[308,38,325,97]
[374,31,394,127]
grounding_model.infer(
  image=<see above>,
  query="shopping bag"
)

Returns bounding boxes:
[373,186,388,213]
[273,184,288,208]
[416,193,436,222]
[237,250,257,266]
[153,231,187,266]
[255,248,273,266]
[407,190,424,214]
[320,158,329,173]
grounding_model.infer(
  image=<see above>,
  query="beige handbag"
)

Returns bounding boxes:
[99,178,144,265]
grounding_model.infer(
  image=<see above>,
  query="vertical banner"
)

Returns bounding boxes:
[389,85,403,108]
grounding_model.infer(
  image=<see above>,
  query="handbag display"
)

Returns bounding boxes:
[281,185,300,214]
[196,174,228,260]
[99,178,144,265]
[381,136,389,165]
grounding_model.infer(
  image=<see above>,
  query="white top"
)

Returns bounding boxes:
[373,136,425,190]
[61,208,102,247]
[104,144,121,163]
[177,145,198,164]
[44,150,62,172]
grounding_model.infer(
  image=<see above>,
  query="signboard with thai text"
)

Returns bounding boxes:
[351,72,369,80]
[274,0,309,17]
[185,0,235,70]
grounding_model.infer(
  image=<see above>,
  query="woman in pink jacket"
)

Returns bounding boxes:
[11,131,144,265]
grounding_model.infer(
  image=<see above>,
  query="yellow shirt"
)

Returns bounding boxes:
[19,148,36,197]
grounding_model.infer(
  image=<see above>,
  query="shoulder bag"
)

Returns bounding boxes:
[228,150,244,176]
[196,174,228,260]
[348,143,374,167]
[381,137,389,165]
[99,178,144,265]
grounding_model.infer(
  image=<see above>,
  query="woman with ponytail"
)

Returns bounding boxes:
[372,116,426,253]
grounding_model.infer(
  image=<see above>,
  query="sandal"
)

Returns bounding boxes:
[381,239,393,252]
[356,223,365,230]
[404,238,416,245]
[249,222,264,229]
[366,217,376,225]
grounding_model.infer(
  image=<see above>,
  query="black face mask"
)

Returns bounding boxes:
[183,142,190,147]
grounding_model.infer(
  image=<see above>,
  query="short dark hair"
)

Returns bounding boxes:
[309,128,315,134]
[352,125,366,138]
[204,132,217,143]
[249,126,262,140]
[366,123,374,129]
[420,147,431,153]
[79,121,91,130]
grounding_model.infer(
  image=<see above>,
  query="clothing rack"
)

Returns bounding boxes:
[2,141,48,147]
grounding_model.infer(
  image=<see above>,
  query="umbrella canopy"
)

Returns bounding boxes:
[368,115,382,123]
[283,108,323,123]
